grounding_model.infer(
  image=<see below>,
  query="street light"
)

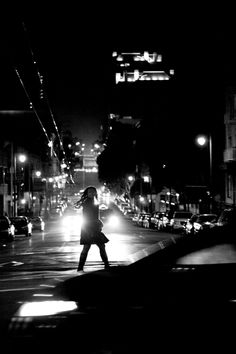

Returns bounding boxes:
[18,154,27,163]
[16,153,28,216]
[196,134,213,212]
[128,175,134,182]
[11,152,27,216]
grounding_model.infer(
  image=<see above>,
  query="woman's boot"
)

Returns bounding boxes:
[77,254,86,271]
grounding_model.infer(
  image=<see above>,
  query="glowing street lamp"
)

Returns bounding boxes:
[12,153,27,216]
[128,175,134,182]
[35,171,41,178]
[18,154,27,163]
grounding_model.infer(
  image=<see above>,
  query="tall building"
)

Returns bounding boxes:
[73,153,100,191]
[224,87,236,206]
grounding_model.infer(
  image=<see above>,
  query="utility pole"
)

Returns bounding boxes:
[10,142,15,217]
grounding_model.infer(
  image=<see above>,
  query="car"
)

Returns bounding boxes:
[142,213,152,228]
[0,216,15,242]
[6,225,236,353]
[99,208,120,228]
[137,213,150,227]
[149,211,160,228]
[131,213,139,223]
[216,207,236,228]
[49,207,63,219]
[169,211,193,232]
[156,212,169,230]
[9,216,32,237]
[185,213,218,235]
[30,216,45,232]
[123,210,136,220]
[123,205,133,215]
[99,203,109,211]
[119,202,130,213]
[150,211,169,230]
[146,211,157,229]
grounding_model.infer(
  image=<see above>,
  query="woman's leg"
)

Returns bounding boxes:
[97,243,110,269]
[77,244,91,271]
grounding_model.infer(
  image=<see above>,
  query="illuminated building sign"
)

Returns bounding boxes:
[116,70,170,84]
[112,51,162,64]
[113,51,174,84]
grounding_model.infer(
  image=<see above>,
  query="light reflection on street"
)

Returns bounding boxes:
[40,233,45,241]
[0,214,160,270]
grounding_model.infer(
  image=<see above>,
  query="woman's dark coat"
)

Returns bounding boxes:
[80,198,109,245]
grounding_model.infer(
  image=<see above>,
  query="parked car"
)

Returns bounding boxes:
[149,212,159,228]
[185,213,218,235]
[157,213,169,230]
[124,210,136,220]
[30,216,45,232]
[137,213,150,227]
[123,205,133,215]
[131,213,139,224]
[169,211,193,232]
[150,212,169,230]
[0,216,15,242]
[135,213,145,226]
[216,207,236,228]
[142,213,152,228]
[119,202,130,213]
[9,216,32,237]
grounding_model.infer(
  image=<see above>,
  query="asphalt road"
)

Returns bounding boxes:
[0,213,172,271]
[1,211,236,353]
[0,212,175,336]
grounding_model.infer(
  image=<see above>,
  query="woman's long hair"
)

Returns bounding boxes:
[75,186,98,208]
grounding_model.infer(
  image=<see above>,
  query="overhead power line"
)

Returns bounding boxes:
[21,21,65,157]
[14,67,59,160]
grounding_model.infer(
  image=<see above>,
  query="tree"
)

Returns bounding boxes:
[97,122,136,185]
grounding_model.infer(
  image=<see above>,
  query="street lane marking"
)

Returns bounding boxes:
[0,287,42,292]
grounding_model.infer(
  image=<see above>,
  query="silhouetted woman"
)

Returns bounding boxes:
[75,186,110,271]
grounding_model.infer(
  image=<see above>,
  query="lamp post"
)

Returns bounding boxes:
[10,143,14,217]
[196,134,213,212]
[13,153,27,216]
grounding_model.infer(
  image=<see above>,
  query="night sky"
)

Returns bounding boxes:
[0,9,228,157]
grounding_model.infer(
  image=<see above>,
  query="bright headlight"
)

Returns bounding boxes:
[107,215,120,227]
[194,222,201,230]
[186,223,192,230]
[62,215,83,234]
[62,215,83,227]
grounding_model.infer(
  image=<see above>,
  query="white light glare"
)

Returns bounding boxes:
[17,301,78,317]
[18,154,27,163]
[197,136,207,146]
[107,215,120,227]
